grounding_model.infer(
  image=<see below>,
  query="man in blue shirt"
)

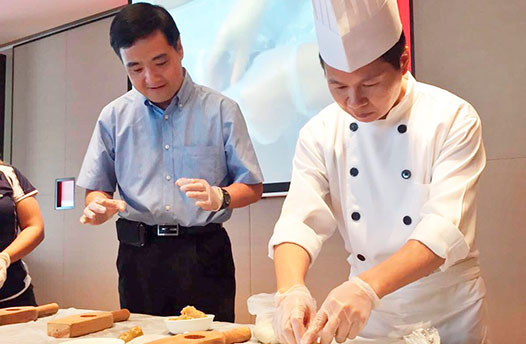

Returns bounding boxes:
[77,3,263,321]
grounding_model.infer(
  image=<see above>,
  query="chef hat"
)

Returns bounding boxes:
[312,0,403,73]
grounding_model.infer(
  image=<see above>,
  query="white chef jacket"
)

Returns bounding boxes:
[269,73,489,343]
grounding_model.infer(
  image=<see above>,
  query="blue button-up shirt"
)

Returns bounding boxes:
[77,71,263,226]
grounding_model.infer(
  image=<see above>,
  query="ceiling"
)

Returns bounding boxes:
[0,0,127,48]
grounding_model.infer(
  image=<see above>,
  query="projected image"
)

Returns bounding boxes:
[132,0,413,193]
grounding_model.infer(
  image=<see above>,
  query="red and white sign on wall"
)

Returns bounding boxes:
[55,177,75,210]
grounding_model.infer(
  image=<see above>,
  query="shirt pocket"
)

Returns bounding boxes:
[182,146,225,185]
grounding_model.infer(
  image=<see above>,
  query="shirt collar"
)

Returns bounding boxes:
[175,69,194,108]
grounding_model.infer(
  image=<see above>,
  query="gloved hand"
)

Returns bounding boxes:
[0,251,11,290]
[177,178,223,211]
[80,198,126,225]
[301,277,380,344]
[273,284,317,344]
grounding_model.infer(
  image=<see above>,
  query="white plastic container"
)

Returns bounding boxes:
[164,314,215,334]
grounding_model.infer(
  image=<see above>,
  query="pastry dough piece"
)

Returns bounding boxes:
[253,314,278,344]
[169,306,207,320]
[181,306,206,318]
[118,326,143,342]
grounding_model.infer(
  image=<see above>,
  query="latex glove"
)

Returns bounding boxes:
[273,284,317,344]
[80,198,126,225]
[301,277,380,344]
[0,251,11,290]
[177,178,223,211]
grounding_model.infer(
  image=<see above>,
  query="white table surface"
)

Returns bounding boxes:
[0,308,257,344]
[0,308,412,344]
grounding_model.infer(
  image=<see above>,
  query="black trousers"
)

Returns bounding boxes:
[0,284,37,308]
[116,226,235,321]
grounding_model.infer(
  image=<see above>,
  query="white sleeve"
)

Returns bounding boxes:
[409,103,486,270]
[0,165,38,203]
[268,121,338,264]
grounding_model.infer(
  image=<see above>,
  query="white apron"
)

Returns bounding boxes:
[270,73,488,342]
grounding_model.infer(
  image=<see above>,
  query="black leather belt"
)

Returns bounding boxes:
[116,218,222,247]
[143,222,221,237]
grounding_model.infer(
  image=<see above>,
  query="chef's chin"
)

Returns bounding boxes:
[349,111,379,123]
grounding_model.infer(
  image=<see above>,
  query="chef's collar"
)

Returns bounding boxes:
[372,71,415,126]
[142,68,194,110]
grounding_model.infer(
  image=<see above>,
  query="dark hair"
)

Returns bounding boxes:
[380,31,406,70]
[319,31,406,71]
[110,3,180,59]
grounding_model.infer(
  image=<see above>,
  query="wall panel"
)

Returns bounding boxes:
[13,17,126,310]
[413,1,526,341]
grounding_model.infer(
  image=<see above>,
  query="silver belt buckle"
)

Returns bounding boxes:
[157,224,180,236]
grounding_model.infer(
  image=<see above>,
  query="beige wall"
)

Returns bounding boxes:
[412,1,526,341]
[12,17,127,311]
[8,1,526,342]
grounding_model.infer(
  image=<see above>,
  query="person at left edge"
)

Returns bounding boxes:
[76,3,263,321]
[0,161,45,308]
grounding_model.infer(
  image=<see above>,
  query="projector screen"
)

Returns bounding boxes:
[129,0,414,195]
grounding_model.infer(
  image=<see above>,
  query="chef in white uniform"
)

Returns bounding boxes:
[269,0,489,343]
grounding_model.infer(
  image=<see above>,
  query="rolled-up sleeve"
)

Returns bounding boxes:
[268,122,337,264]
[409,104,486,270]
[222,100,264,185]
[77,106,117,193]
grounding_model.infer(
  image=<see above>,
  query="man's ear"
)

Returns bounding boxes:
[400,45,410,73]
[176,37,184,59]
